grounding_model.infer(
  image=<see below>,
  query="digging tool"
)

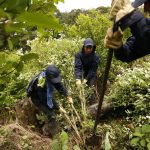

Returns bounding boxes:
[92,0,144,135]
[85,21,119,146]
[93,22,118,133]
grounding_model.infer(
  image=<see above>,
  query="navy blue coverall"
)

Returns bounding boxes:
[75,47,100,86]
[28,73,68,122]
[114,11,150,62]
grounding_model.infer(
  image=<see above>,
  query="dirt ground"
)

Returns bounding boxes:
[0,123,51,150]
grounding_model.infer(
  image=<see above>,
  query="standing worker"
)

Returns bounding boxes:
[26,65,73,137]
[104,0,150,62]
[74,38,100,87]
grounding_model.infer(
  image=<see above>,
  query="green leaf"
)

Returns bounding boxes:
[16,12,62,30]
[146,137,150,143]
[60,131,68,150]
[142,124,150,134]
[0,9,10,18]
[0,52,6,66]
[20,53,39,62]
[133,132,144,137]
[51,139,60,150]
[135,127,142,134]
[1,0,31,13]
[131,137,140,145]
[7,38,13,50]
[37,76,45,88]
[0,76,10,84]
[140,139,146,147]
[16,61,24,72]
[2,61,18,72]
[147,143,150,150]
[5,23,27,33]
[0,34,6,49]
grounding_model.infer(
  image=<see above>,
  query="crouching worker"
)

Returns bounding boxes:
[74,38,100,105]
[26,65,73,137]
[75,38,100,87]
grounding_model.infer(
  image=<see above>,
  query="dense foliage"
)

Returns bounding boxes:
[131,124,150,150]
[0,0,64,105]
[0,3,150,149]
[108,57,150,123]
[0,0,63,50]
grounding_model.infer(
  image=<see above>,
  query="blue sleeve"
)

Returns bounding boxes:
[53,83,68,97]
[86,54,100,80]
[115,11,150,62]
[74,52,83,79]
[132,0,147,8]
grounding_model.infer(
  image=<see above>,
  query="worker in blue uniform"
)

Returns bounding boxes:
[104,0,150,62]
[27,65,73,137]
[75,38,100,87]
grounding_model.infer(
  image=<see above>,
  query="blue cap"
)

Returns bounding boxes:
[83,38,94,47]
[45,65,61,83]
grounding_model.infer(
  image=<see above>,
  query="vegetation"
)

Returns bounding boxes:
[108,57,150,122]
[131,124,150,150]
[0,1,149,150]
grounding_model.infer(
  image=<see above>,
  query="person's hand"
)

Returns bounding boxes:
[110,0,135,22]
[76,79,82,87]
[83,79,87,84]
[67,96,73,104]
[104,28,123,50]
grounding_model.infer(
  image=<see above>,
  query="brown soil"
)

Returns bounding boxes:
[0,123,51,150]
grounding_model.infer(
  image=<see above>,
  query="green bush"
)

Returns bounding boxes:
[0,52,39,106]
[108,57,150,117]
[27,37,93,106]
[131,124,150,150]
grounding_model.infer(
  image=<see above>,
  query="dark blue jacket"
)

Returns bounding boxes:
[27,73,68,107]
[75,49,100,81]
[114,11,150,62]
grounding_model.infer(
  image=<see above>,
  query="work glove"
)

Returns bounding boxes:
[83,79,87,84]
[67,96,73,104]
[76,79,82,87]
[110,0,135,22]
[104,28,123,50]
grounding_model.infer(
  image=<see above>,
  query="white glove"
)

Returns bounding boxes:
[76,79,82,87]
[83,79,87,84]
